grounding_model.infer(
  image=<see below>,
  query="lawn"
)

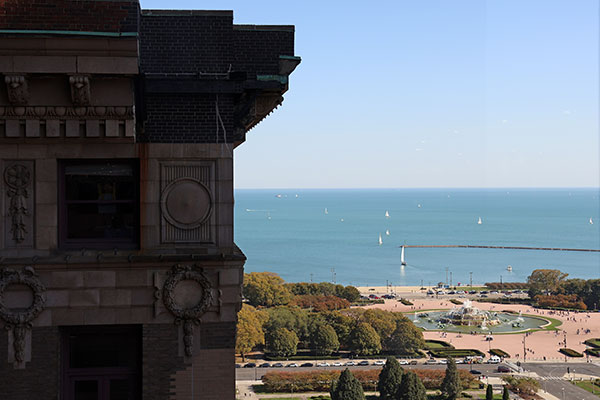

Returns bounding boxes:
[574,380,600,396]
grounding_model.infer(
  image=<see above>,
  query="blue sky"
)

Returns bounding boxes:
[141,0,599,189]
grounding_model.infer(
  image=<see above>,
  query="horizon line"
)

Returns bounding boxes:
[234,186,600,190]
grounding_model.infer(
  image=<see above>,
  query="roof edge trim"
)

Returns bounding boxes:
[0,30,138,37]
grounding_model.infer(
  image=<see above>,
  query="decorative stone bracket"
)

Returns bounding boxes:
[4,75,29,105]
[69,75,91,105]
[4,164,31,244]
[162,264,213,357]
[0,267,46,368]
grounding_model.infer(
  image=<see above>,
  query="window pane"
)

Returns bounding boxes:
[65,163,134,201]
[74,380,98,400]
[68,330,139,369]
[67,203,135,240]
[110,379,136,400]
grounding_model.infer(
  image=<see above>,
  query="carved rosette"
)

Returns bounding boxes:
[162,264,213,357]
[4,164,31,243]
[0,267,46,367]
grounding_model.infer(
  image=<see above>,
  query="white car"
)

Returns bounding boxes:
[286,363,299,368]
[344,361,357,366]
[333,362,343,367]
[398,359,409,365]
[316,362,330,367]
[373,360,385,366]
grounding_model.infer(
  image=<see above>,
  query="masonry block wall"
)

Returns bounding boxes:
[0,1,297,399]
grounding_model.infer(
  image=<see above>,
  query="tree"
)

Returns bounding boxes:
[265,306,310,342]
[265,327,298,357]
[311,323,340,356]
[243,272,293,307]
[502,386,510,400]
[377,356,403,400]
[349,322,381,356]
[527,269,568,298]
[396,370,426,400]
[440,357,460,400]
[340,285,361,302]
[330,368,365,400]
[486,384,493,400]
[319,311,353,347]
[384,319,425,355]
[235,304,266,361]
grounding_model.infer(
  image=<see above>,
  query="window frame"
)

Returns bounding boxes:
[58,159,140,250]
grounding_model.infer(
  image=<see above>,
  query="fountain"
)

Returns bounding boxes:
[438,300,501,327]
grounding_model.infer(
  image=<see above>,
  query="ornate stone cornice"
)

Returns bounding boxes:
[4,75,29,105]
[0,105,133,120]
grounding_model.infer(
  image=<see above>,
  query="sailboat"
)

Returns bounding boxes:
[385,229,390,236]
[401,245,407,266]
[477,217,482,225]
[507,265,513,272]
[385,210,390,218]
[590,218,594,225]
[324,208,328,215]
[378,234,383,246]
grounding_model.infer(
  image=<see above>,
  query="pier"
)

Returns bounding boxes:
[401,245,600,252]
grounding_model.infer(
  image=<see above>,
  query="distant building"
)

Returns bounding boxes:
[0,1,299,399]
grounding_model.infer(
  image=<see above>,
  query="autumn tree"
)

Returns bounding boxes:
[265,327,299,357]
[440,357,460,400]
[330,368,366,400]
[377,356,403,400]
[310,323,340,356]
[527,269,568,297]
[396,370,426,400]
[235,304,267,361]
[243,272,293,307]
[349,322,381,356]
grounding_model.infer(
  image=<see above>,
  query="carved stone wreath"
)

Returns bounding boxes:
[163,264,213,357]
[0,267,46,364]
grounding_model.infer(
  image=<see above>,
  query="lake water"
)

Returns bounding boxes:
[234,189,600,287]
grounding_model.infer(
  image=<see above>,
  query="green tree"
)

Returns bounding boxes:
[396,370,426,400]
[243,272,293,307]
[349,322,381,356]
[486,384,493,400]
[440,357,460,400]
[235,304,266,361]
[527,269,568,297]
[319,311,353,347]
[377,356,403,400]
[330,368,366,400]
[502,386,510,400]
[384,319,425,355]
[265,306,310,342]
[311,323,340,355]
[265,327,298,357]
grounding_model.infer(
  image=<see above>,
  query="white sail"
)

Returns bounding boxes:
[324,208,328,214]
[385,210,390,218]
[590,218,594,225]
[401,246,406,265]
[378,234,383,245]
[477,217,482,225]
[385,229,390,236]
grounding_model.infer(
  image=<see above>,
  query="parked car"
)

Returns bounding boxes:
[272,363,284,368]
[469,369,482,375]
[358,360,369,366]
[300,362,314,367]
[258,363,271,368]
[373,360,385,366]
[487,356,501,364]
[286,363,299,368]
[398,359,409,365]
[425,358,438,365]
[409,360,418,365]
[439,359,447,364]
[497,365,511,373]
[316,362,330,367]
[455,358,464,364]
[344,361,357,366]
[243,363,256,368]
[333,362,343,367]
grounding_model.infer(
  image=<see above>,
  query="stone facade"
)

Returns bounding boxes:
[0,1,298,399]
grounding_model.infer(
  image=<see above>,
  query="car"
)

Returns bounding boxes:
[439,359,447,364]
[300,362,314,367]
[455,358,464,364]
[425,358,438,365]
[258,363,271,368]
[272,363,284,368]
[373,360,385,366]
[333,362,343,367]
[344,361,357,366]
[243,363,256,368]
[497,365,511,373]
[316,362,330,367]
[469,290,477,294]
[487,356,501,364]
[427,290,435,295]
[479,294,488,298]
[409,360,418,365]
[469,369,482,375]
[286,363,299,368]
[398,359,409,365]
[358,360,369,366]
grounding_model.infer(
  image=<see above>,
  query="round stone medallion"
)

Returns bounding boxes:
[161,179,212,229]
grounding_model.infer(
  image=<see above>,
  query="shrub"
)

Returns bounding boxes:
[585,348,600,357]
[535,294,587,310]
[502,376,540,396]
[489,348,510,358]
[429,349,484,358]
[424,340,454,350]
[399,299,413,306]
[559,348,583,357]
[449,299,463,305]
[584,339,600,348]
